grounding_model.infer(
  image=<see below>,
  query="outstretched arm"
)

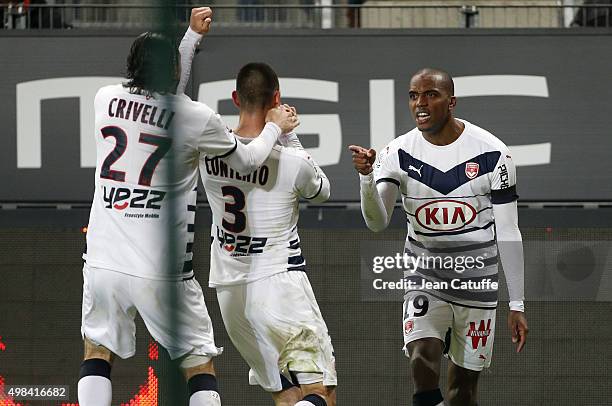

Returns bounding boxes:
[360,172,398,232]
[349,145,398,232]
[182,9,301,173]
[177,7,212,95]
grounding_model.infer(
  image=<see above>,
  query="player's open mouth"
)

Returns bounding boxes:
[416,112,430,125]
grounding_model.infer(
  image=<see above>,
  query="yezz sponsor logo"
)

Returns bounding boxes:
[466,319,492,349]
[415,200,476,232]
[465,162,479,179]
[103,186,166,211]
[216,226,268,256]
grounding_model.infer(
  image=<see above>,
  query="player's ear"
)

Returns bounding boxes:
[231,90,240,108]
[273,90,281,107]
[449,96,457,111]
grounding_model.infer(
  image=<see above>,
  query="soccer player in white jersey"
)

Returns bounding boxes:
[178,31,337,406]
[78,9,299,406]
[350,68,528,406]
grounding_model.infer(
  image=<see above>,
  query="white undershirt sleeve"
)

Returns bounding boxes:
[278,131,302,148]
[359,173,398,232]
[198,113,281,173]
[177,27,203,95]
[492,201,525,312]
[222,123,282,174]
[178,27,282,173]
[290,133,330,203]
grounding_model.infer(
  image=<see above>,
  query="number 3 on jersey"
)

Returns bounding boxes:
[222,186,246,233]
[100,126,172,186]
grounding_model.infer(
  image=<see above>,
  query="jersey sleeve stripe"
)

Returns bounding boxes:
[491,185,519,204]
[288,238,300,250]
[288,265,307,272]
[216,137,238,158]
[375,177,400,187]
[303,178,323,200]
[288,255,305,265]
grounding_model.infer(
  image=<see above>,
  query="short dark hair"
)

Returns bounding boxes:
[412,67,454,96]
[125,32,179,96]
[236,63,279,110]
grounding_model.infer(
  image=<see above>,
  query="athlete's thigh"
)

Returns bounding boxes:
[257,272,336,388]
[81,264,138,359]
[218,272,336,390]
[403,291,453,356]
[133,276,220,360]
[448,304,496,371]
[216,284,282,392]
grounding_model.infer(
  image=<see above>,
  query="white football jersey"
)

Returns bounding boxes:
[84,84,238,280]
[201,136,327,287]
[374,119,518,308]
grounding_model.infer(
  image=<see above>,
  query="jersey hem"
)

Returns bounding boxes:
[84,258,194,282]
[406,289,498,310]
[208,268,297,288]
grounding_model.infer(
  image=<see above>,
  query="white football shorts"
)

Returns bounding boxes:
[216,271,337,392]
[402,291,496,371]
[81,263,221,361]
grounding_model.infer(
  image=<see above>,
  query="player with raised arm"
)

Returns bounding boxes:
[178,28,337,406]
[350,68,528,406]
[78,9,299,406]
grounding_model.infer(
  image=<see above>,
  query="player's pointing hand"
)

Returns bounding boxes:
[190,7,213,34]
[266,105,300,134]
[349,145,376,175]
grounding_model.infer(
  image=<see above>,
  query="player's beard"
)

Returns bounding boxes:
[421,112,451,136]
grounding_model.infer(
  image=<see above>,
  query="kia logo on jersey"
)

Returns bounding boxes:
[415,200,477,232]
[465,162,480,179]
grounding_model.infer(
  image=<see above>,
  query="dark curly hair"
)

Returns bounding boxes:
[125,32,179,96]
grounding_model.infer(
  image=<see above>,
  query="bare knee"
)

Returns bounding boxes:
[83,337,114,364]
[180,356,215,381]
[325,386,337,406]
[301,382,330,404]
[446,363,479,406]
[272,387,302,406]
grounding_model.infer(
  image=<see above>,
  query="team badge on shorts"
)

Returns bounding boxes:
[404,320,414,335]
[465,162,479,179]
